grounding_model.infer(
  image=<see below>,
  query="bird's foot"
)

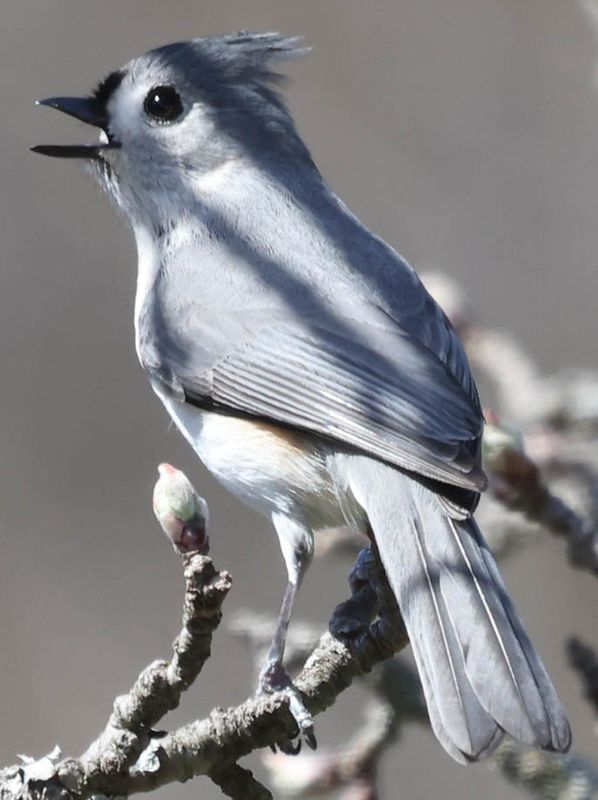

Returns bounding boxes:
[257,660,317,754]
[329,547,380,639]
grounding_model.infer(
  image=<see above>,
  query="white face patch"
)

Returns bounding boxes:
[106,75,216,161]
[90,54,256,233]
[107,77,148,142]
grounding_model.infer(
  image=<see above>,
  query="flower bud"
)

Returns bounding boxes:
[152,463,209,554]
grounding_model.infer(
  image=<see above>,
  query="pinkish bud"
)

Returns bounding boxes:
[152,463,209,554]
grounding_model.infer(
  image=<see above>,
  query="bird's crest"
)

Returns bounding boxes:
[144,32,308,88]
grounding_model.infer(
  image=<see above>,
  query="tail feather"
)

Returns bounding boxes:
[475,531,571,752]
[340,455,571,762]
[439,516,563,746]
[410,517,502,761]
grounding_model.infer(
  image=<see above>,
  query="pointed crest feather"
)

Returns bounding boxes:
[145,31,309,88]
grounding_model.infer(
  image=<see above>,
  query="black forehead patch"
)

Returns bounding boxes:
[92,70,124,110]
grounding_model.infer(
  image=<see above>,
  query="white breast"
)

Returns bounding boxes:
[133,225,160,361]
[155,389,346,531]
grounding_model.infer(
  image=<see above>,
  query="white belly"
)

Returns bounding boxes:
[156,390,347,531]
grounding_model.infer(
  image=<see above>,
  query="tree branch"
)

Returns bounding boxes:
[208,762,274,800]
[81,553,232,777]
[484,422,598,574]
[567,637,598,717]
[0,476,408,800]
[493,738,598,800]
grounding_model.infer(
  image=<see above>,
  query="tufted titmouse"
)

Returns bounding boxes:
[33,32,570,761]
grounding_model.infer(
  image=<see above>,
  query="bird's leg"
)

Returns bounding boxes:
[258,578,316,752]
[257,513,315,753]
[259,578,299,688]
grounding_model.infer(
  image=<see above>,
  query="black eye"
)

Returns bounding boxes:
[143,85,184,123]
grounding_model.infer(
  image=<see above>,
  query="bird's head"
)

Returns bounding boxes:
[33,33,312,230]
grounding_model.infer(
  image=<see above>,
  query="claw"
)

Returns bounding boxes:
[287,687,314,735]
[272,736,302,755]
[304,726,318,750]
[258,660,317,754]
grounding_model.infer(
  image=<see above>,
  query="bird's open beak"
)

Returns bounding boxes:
[31,96,120,159]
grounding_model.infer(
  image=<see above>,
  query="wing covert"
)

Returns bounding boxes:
[182,319,486,491]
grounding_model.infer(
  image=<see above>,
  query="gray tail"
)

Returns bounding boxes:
[342,456,571,763]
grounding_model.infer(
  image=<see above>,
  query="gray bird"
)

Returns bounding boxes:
[33,32,571,761]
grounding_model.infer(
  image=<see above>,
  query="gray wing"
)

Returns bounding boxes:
[175,305,486,492]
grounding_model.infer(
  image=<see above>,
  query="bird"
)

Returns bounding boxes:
[33,32,571,761]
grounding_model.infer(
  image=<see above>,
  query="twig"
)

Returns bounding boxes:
[484,422,598,574]
[493,738,598,800]
[567,637,598,717]
[82,554,232,776]
[209,762,273,800]
[0,538,408,800]
[78,621,407,797]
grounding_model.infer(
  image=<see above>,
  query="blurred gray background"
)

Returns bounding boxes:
[1,1,597,798]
